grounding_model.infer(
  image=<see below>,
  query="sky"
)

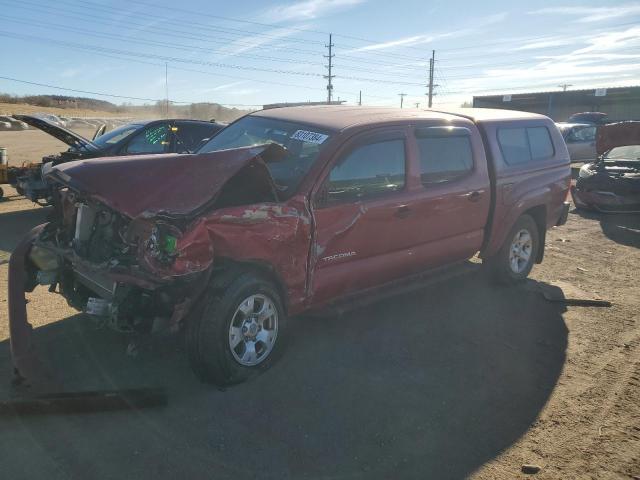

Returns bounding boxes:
[0,0,639,109]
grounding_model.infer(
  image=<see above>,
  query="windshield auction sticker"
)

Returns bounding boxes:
[291,130,329,144]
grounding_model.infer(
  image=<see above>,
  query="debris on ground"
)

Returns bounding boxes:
[0,387,167,415]
[526,280,613,307]
[521,464,541,474]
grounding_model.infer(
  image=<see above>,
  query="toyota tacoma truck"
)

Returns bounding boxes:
[8,106,571,386]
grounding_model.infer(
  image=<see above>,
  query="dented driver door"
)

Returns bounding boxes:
[309,129,419,305]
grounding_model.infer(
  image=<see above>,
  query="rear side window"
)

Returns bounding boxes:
[498,126,554,165]
[528,127,554,160]
[326,139,405,203]
[417,136,473,185]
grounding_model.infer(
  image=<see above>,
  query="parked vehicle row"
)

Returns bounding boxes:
[8,105,571,387]
[9,115,226,204]
[0,115,30,130]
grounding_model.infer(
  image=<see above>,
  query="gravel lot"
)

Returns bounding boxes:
[1,130,638,479]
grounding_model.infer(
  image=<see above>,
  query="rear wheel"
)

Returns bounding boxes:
[484,214,539,284]
[186,272,287,386]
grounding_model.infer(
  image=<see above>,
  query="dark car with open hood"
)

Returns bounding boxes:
[8,106,571,387]
[572,121,640,213]
[11,115,226,204]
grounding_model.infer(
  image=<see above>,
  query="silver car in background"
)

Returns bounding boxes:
[557,122,598,162]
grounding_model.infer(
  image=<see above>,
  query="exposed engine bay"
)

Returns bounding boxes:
[30,189,200,334]
[572,122,640,213]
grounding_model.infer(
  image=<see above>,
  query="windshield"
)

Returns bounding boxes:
[199,116,332,196]
[605,145,640,160]
[92,124,142,147]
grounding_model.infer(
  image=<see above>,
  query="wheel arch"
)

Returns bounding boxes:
[522,205,547,263]
[211,258,289,314]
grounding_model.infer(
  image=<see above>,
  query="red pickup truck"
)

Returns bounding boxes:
[8,106,571,386]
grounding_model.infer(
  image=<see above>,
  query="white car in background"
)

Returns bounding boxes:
[0,116,30,130]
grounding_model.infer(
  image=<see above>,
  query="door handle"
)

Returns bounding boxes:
[467,191,482,202]
[394,205,411,219]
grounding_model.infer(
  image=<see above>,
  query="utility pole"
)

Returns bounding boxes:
[558,83,572,92]
[164,62,169,118]
[398,93,407,108]
[427,50,438,108]
[358,90,362,106]
[324,34,335,104]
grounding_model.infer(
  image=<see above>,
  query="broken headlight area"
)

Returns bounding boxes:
[578,163,597,178]
[143,221,182,267]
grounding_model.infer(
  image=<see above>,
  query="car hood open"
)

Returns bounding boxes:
[596,121,640,155]
[47,144,282,218]
[13,115,100,152]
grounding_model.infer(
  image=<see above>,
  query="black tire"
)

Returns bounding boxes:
[0,186,4,201]
[484,214,539,284]
[186,272,287,386]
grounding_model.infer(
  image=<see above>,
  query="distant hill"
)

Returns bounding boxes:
[0,93,251,122]
[0,93,121,111]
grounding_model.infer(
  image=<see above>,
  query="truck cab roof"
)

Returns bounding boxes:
[250,105,466,132]
[250,105,551,132]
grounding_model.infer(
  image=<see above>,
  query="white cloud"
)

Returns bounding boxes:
[59,68,80,79]
[265,0,364,22]
[528,4,640,23]
[514,37,582,51]
[214,26,308,58]
[570,26,640,54]
[354,35,435,52]
[347,13,508,52]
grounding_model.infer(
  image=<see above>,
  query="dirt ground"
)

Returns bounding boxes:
[0,131,638,479]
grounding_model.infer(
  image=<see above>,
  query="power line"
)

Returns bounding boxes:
[1,0,326,55]
[0,75,174,102]
[0,29,428,88]
[0,30,325,78]
[0,14,325,67]
[0,74,266,107]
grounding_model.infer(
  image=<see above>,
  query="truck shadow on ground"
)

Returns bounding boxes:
[0,272,568,479]
[573,209,640,248]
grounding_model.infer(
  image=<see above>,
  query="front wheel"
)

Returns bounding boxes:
[484,214,539,284]
[186,272,287,386]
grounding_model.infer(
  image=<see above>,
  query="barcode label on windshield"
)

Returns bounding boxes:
[291,130,328,144]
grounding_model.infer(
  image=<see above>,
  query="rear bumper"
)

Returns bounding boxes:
[556,202,570,226]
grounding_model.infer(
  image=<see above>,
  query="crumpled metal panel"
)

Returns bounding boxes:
[596,121,640,155]
[48,144,278,218]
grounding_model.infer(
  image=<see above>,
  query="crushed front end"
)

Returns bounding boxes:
[33,189,207,332]
[572,160,640,213]
[7,145,311,385]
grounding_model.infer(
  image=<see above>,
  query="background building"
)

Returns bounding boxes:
[473,86,640,122]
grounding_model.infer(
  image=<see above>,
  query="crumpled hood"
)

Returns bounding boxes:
[47,144,280,218]
[13,114,100,151]
[596,121,640,155]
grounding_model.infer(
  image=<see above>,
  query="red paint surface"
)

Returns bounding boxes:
[51,145,277,218]
[596,121,640,155]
